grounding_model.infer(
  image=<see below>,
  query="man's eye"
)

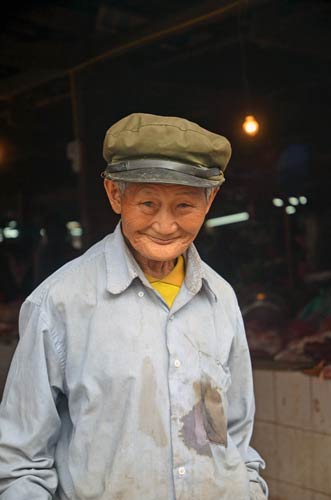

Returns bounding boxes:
[177,203,192,208]
[141,201,154,207]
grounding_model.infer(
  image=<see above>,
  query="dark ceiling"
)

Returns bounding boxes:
[1,0,330,100]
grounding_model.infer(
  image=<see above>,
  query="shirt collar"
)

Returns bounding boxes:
[105,222,149,294]
[184,244,217,302]
[105,221,217,301]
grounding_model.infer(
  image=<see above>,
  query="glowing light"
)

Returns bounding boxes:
[289,197,299,206]
[242,115,260,136]
[0,139,13,170]
[0,143,6,165]
[285,206,296,215]
[205,212,250,228]
[8,220,17,228]
[66,221,80,230]
[66,221,83,237]
[71,228,83,236]
[256,293,266,301]
[299,196,307,205]
[272,198,284,207]
[3,227,19,238]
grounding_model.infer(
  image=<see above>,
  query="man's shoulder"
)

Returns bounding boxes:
[28,233,113,307]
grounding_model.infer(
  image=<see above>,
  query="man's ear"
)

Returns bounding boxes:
[205,187,219,214]
[104,180,122,214]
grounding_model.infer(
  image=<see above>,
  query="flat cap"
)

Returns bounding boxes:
[102,113,231,188]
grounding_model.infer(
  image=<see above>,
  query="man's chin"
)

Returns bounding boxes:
[140,244,186,262]
[145,250,182,262]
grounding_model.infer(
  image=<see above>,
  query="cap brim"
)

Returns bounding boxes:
[104,167,223,188]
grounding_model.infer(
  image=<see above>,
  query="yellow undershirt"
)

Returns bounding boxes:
[145,255,185,308]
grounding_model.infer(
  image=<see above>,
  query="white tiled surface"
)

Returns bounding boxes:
[253,368,331,499]
[277,425,313,488]
[274,371,312,429]
[311,433,331,495]
[312,493,331,500]
[311,377,331,434]
[277,482,313,500]
[251,421,278,480]
[253,370,276,422]
[267,478,278,500]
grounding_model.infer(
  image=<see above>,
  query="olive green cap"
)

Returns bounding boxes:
[102,113,231,188]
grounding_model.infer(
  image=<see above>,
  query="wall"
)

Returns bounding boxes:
[252,368,331,500]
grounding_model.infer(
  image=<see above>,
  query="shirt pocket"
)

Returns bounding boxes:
[198,350,231,447]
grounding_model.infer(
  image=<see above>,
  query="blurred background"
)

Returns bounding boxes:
[0,1,331,498]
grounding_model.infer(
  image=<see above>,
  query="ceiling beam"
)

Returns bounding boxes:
[71,0,263,73]
[0,0,265,100]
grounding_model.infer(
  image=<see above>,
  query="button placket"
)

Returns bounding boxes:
[167,308,189,488]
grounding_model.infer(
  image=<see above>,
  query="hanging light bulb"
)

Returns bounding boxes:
[242,115,260,136]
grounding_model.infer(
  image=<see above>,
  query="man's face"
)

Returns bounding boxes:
[104,181,217,264]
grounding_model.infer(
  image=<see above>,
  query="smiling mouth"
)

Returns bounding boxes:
[146,235,178,245]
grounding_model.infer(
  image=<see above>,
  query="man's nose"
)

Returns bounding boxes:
[152,208,178,234]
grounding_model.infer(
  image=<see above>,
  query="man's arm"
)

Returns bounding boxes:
[226,300,268,499]
[0,300,63,499]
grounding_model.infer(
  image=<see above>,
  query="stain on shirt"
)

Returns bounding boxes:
[139,357,168,448]
[181,378,227,454]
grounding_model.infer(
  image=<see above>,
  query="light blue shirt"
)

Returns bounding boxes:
[0,223,267,499]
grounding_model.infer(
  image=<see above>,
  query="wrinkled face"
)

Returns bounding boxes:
[104,181,217,264]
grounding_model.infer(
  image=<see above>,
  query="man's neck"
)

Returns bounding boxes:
[133,253,177,279]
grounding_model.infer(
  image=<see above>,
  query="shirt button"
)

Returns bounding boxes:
[174,359,181,368]
[178,466,186,476]
[169,315,175,320]
[138,291,144,298]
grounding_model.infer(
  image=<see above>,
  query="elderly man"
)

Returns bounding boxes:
[0,113,267,499]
